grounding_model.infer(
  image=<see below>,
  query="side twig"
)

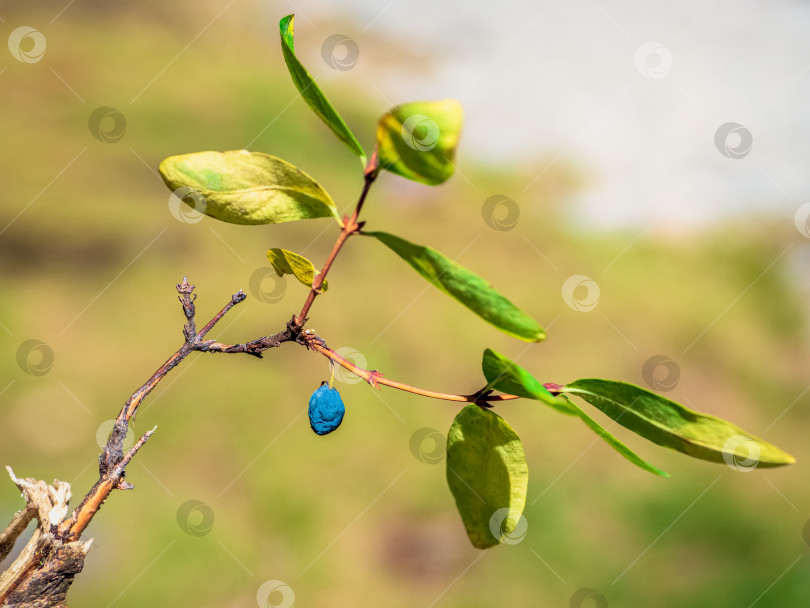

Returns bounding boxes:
[302,331,531,404]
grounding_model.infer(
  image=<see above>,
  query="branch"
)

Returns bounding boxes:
[295,148,379,327]
[56,278,281,543]
[196,328,293,356]
[1,277,300,604]
[0,499,36,564]
[59,428,155,542]
[0,468,84,607]
[301,332,528,404]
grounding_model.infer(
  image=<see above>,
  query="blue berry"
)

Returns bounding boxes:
[308,382,345,435]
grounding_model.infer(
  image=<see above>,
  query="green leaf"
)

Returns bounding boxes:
[560,395,669,477]
[446,404,528,549]
[267,248,327,291]
[159,150,338,225]
[564,379,796,468]
[482,349,575,415]
[480,350,667,476]
[376,99,463,185]
[279,15,366,164]
[366,231,545,342]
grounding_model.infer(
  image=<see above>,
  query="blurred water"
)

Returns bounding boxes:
[288,0,810,229]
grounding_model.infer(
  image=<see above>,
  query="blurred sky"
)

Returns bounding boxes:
[281,0,810,229]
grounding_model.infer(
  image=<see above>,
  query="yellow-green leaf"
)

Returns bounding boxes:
[267,248,327,291]
[279,15,366,164]
[446,404,528,549]
[376,99,463,185]
[366,231,545,342]
[564,379,796,468]
[159,150,338,225]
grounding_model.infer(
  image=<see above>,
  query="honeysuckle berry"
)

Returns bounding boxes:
[308,381,345,435]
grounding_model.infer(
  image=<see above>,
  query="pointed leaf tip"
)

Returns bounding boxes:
[367,231,545,342]
[564,379,795,469]
[279,14,366,164]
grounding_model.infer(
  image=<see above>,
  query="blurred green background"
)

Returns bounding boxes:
[2,2,809,607]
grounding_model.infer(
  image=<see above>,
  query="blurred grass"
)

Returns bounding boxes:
[1,3,809,607]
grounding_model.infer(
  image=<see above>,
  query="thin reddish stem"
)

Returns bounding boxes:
[295,149,379,327]
[305,335,521,404]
